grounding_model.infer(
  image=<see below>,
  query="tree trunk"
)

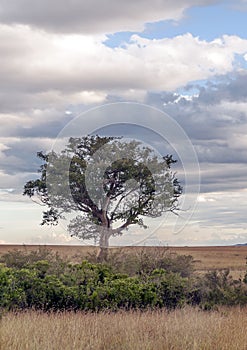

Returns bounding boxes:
[97,227,111,262]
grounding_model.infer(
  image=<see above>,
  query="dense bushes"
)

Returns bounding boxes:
[0,260,187,311]
[196,269,247,309]
[0,248,247,312]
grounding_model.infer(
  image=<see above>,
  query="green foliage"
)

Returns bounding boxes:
[0,249,246,312]
[85,276,158,310]
[192,269,247,310]
[0,249,189,311]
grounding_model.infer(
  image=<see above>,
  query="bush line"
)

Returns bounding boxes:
[0,247,247,312]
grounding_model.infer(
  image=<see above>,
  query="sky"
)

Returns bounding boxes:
[1,0,247,246]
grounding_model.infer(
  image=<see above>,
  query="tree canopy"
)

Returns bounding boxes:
[24,135,182,260]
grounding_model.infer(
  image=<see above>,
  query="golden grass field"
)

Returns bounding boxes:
[1,307,247,350]
[0,244,246,278]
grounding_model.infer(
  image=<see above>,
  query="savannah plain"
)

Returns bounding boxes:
[1,244,247,350]
[1,244,246,277]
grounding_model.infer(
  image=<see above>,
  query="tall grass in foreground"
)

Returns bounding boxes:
[1,307,247,350]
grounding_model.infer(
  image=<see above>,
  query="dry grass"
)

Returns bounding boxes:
[1,244,246,278]
[171,245,247,269]
[1,307,247,350]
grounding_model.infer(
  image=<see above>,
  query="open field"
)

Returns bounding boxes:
[169,246,247,278]
[0,244,246,278]
[1,307,247,350]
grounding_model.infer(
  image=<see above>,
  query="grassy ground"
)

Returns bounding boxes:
[1,245,247,349]
[0,244,246,278]
[1,307,247,350]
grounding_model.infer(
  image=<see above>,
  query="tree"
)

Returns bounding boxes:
[23,135,182,261]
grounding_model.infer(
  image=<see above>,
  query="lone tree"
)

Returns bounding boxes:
[24,135,182,261]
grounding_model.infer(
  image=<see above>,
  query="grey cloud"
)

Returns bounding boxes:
[145,92,179,106]
[148,71,247,107]
[0,0,219,34]
[195,140,247,164]
[195,73,247,105]
[0,171,37,202]
[16,116,74,139]
[142,73,247,193]
[2,71,247,198]
[146,72,247,143]
[0,108,74,139]
[195,197,247,228]
[199,164,247,193]
[0,137,53,175]
[164,234,247,246]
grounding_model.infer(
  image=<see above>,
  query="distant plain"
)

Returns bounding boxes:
[1,244,246,278]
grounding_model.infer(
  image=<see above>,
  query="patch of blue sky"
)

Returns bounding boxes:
[233,53,247,69]
[142,4,247,41]
[104,3,247,49]
[104,31,136,48]
[175,75,230,97]
[174,81,207,98]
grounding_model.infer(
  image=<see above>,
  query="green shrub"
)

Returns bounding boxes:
[0,265,26,310]
[0,251,246,312]
[149,269,189,309]
[87,276,158,310]
[192,269,247,308]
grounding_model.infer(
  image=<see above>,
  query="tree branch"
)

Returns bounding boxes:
[110,186,139,220]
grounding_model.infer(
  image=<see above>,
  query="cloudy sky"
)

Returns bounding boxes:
[1,0,247,246]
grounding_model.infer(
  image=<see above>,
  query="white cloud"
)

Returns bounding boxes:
[1,25,247,111]
[197,195,216,202]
